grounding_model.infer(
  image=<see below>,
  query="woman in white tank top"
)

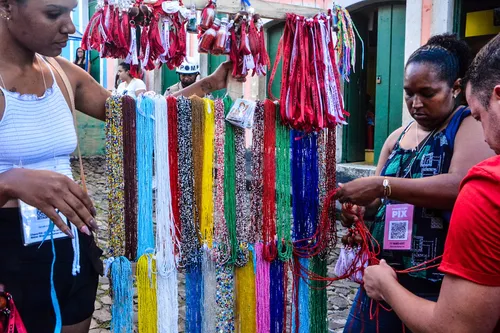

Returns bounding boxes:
[0,1,232,331]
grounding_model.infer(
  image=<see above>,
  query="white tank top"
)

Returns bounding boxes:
[0,57,77,178]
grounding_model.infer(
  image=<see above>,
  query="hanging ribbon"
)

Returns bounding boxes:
[268,13,348,131]
[136,96,155,259]
[235,251,256,333]
[262,100,277,261]
[251,101,265,244]
[200,98,215,247]
[269,260,285,333]
[177,97,199,267]
[255,243,270,333]
[105,95,125,257]
[178,96,203,333]
[309,256,328,333]
[167,95,182,259]
[223,96,239,266]
[275,102,293,262]
[186,263,203,333]
[292,257,310,333]
[110,256,134,333]
[154,95,179,333]
[137,253,158,333]
[201,247,217,333]
[234,125,250,267]
[123,96,138,261]
[215,263,235,332]
[191,96,205,243]
[82,0,189,69]
[213,98,230,263]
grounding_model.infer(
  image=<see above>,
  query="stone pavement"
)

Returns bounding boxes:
[74,157,358,333]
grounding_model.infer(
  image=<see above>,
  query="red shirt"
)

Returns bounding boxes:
[439,155,500,286]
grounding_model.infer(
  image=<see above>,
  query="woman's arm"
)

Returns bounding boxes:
[336,117,495,209]
[56,57,110,121]
[339,126,403,226]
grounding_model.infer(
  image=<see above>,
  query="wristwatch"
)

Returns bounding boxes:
[383,177,392,198]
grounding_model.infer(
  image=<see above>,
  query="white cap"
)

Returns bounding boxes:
[176,57,200,74]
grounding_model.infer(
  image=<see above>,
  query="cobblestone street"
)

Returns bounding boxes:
[74,157,358,333]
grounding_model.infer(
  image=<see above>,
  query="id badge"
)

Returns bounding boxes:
[19,200,70,246]
[383,204,414,250]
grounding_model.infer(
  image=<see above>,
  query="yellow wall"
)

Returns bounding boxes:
[466,10,500,38]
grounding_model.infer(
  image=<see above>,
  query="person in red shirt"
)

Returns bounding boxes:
[363,33,500,332]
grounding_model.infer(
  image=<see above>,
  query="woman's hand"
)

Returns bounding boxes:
[1,168,98,238]
[340,203,365,228]
[335,176,384,206]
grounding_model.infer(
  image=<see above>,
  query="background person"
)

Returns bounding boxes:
[165,57,200,95]
[73,47,90,73]
[116,62,146,98]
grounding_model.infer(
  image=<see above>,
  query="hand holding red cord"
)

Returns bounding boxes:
[363,259,398,302]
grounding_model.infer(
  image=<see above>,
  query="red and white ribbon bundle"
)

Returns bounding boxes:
[268,13,348,132]
[82,0,188,73]
[82,0,132,59]
[228,13,270,78]
[197,10,270,79]
[248,15,270,77]
[152,0,188,70]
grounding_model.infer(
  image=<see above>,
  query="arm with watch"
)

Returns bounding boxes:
[335,117,494,227]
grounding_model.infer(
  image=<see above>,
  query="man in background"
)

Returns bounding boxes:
[165,58,200,95]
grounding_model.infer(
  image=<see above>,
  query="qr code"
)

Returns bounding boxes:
[389,221,408,240]
[36,210,48,220]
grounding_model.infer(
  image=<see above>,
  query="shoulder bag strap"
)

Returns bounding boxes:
[45,56,88,193]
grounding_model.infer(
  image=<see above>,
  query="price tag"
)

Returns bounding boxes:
[19,200,69,246]
[383,204,414,250]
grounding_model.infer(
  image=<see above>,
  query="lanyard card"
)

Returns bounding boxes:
[383,204,414,250]
[19,200,69,246]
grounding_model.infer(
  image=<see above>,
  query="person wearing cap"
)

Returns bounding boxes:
[165,58,200,95]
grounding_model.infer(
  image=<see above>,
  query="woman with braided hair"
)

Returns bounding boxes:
[336,34,495,332]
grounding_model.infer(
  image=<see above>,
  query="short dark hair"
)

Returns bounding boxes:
[463,33,500,108]
[119,62,131,72]
[406,33,471,88]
